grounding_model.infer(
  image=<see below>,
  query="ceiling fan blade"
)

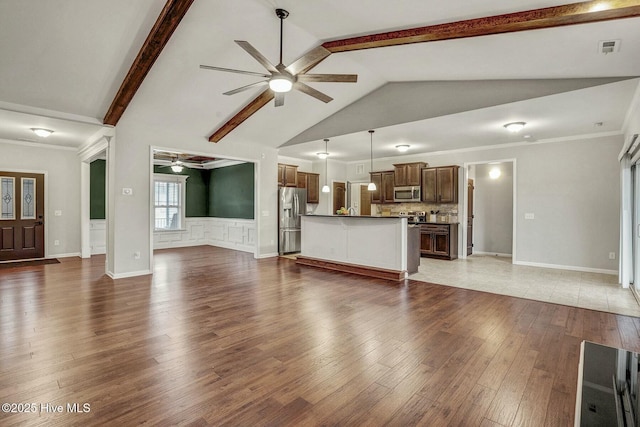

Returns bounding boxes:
[209,88,275,143]
[199,64,270,78]
[235,40,279,73]
[223,80,269,96]
[294,82,333,103]
[296,74,358,83]
[274,92,285,107]
[285,45,331,75]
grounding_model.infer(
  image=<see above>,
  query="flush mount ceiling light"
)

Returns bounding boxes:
[31,128,54,138]
[503,122,526,133]
[367,130,377,191]
[395,144,410,152]
[489,167,501,179]
[322,138,330,193]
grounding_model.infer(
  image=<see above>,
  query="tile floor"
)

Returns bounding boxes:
[409,255,640,317]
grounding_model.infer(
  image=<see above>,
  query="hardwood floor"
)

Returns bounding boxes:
[1,246,639,426]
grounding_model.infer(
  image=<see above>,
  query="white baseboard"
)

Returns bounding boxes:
[107,269,153,279]
[473,251,512,258]
[209,241,255,254]
[257,252,279,259]
[50,252,81,259]
[514,260,617,275]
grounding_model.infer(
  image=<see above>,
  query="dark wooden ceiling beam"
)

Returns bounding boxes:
[322,0,640,52]
[103,0,195,126]
[209,89,275,143]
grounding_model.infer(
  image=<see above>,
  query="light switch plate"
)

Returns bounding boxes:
[122,188,133,196]
[54,210,62,216]
[525,213,535,220]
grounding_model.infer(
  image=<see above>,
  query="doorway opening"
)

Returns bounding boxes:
[463,160,516,261]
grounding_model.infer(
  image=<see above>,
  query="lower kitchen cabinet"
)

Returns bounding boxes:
[420,223,458,260]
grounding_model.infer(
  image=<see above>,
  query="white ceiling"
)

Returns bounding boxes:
[0,0,638,160]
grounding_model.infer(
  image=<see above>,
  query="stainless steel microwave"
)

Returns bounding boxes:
[394,186,421,202]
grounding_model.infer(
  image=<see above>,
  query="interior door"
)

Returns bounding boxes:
[467,178,474,256]
[0,172,45,261]
[332,181,346,214]
[359,184,371,216]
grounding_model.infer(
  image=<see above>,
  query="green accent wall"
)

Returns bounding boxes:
[153,166,209,217]
[90,160,106,219]
[89,163,254,221]
[209,163,254,219]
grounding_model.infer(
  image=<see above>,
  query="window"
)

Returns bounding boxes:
[1,177,15,220]
[154,173,188,230]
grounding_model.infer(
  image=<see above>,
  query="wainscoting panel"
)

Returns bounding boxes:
[153,218,256,254]
[90,220,106,255]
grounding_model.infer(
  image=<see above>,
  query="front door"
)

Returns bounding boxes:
[0,172,45,261]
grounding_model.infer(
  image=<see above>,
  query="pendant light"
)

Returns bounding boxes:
[367,130,376,191]
[321,138,330,193]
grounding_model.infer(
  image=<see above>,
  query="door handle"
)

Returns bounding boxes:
[35,221,43,225]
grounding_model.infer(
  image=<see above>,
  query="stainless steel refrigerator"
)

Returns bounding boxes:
[279,187,306,254]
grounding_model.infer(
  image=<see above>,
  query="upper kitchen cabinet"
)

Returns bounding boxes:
[394,162,427,186]
[297,172,319,204]
[370,171,395,204]
[421,166,459,203]
[278,163,298,187]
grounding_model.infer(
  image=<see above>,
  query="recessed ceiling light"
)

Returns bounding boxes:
[395,144,410,152]
[503,122,526,133]
[31,128,54,138]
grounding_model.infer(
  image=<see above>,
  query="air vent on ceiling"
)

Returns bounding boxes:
[598,39,621,54]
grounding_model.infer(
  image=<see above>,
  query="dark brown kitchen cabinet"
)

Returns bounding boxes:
[296,171,320,204]
[394,162,427,186]
[420,223,458,260]
[421,165,459,203]
[370,171,395,204]
[278,163,298,187]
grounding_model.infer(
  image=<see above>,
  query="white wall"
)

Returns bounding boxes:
[0,140,81,258]
[107,117,279,278]
[474,162,513,255]
[346,134,622,272]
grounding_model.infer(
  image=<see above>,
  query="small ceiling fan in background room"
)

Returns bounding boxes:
[154,151,217,172]
[199,8,357,108]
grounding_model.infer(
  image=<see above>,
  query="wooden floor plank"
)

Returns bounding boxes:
[0,246,638,426]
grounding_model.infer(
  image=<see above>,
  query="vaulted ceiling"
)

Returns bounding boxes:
[0,1,639,161]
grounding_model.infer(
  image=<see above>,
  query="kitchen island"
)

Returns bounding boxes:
[296,215,419,281]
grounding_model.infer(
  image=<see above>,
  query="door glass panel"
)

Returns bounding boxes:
[21,177,36,219]
[1,177,15,220]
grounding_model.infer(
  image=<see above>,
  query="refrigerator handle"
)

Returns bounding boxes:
[294,192,299,217]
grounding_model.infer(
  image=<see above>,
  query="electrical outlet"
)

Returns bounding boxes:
[54,240,60,246]
[609,252,616,260]
[134,251,141,259]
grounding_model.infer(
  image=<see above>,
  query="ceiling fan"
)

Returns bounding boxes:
[154,152,216,172]
[199,8,357,108]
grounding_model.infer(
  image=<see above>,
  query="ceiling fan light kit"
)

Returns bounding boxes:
[268,76,293,93]
[395,144,410,152]
[171,164,184,173]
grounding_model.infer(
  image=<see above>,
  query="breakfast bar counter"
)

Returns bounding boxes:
[296,215,419,281]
